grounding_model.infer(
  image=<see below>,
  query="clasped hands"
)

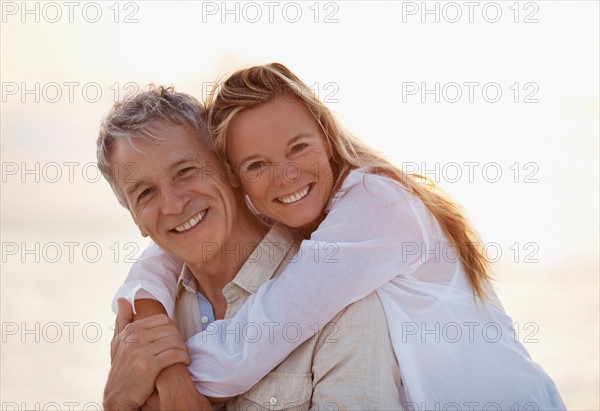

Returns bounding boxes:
[103,299,211,410]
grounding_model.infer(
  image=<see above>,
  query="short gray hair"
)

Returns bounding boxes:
[97,85,211,208]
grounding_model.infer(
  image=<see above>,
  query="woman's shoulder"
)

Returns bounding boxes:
[330,167,412,206]
[320,167,430,243]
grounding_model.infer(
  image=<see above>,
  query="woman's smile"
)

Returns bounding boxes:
[275,184,312,204]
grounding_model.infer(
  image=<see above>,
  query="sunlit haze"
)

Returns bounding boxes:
[1,1,598,408]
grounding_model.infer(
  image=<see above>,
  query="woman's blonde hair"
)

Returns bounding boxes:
[207,63,493,301]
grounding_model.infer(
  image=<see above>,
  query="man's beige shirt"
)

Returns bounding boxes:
[174,224,402,410]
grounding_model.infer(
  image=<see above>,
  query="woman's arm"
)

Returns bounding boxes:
[186,171,431,397]
[112,242,183,319]
[110,244,192,407]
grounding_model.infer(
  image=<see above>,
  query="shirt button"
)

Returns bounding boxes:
[269,396,278,405]
[201,316,209,324]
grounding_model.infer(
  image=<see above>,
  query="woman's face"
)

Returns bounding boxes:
[225,96,335,232]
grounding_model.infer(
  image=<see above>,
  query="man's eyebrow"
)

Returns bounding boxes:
[124,156,203,196]
[168,156,200,172]
[238,133,314,165]
[125,179,145,196]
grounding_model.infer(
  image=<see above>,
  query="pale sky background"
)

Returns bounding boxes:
[1,1,598,409]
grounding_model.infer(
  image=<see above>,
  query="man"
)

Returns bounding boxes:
[98,86,402,409]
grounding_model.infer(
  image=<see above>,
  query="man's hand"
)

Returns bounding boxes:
[111,298,168,362]
[140,391,160,411]
[110,298,134,364]
[155,364,213,410]
[104,299,190,411]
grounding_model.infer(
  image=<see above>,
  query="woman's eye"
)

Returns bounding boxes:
[246,161,264,172]
[291,143,308,154]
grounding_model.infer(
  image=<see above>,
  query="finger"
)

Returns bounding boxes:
[128,345,189,382]
[143,333,188,357]
[110,333,119,363]
[144,324,185,344]
[151,347,192,370]
[110,300,133,363]
[128,323,184,346]
[141,391,161,411]
[115,298,134,335]
[134,313,172,331]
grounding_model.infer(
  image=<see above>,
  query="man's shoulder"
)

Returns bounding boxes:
[269,223,302,279]
[316,292,388,340]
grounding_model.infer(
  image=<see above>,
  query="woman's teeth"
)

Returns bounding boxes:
[278,185,310,204]
[174,210,207,233]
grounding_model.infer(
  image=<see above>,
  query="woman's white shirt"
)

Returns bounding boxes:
[113,168,565,409]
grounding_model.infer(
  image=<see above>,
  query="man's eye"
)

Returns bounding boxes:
[177,167,196,177]
[137,188,153,202]
[246,161,265,172]
[291,143,308,154]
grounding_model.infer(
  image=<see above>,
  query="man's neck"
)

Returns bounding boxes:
[185,205,269,318]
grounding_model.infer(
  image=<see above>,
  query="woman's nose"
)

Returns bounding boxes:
[273,160,301,186]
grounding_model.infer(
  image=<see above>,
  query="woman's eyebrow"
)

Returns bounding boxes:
[286,132,314,146]
[238,133,315,165]
[238,154,262,166]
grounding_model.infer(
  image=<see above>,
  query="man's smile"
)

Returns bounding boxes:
[171,209,208,233]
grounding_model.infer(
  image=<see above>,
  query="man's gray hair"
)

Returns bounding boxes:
[97,85,211,208]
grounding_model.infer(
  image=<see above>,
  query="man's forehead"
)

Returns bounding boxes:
[114,124,214,161]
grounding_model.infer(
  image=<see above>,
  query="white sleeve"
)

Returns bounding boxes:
[111,241,183,318]
[187,171,429,397]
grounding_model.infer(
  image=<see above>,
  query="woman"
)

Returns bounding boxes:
[115,63,565,409]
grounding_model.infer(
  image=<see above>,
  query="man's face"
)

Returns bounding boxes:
[112,123,237,265]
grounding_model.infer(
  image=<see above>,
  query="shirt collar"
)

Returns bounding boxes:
[226,223,296,295]
[176,223,297,298]
[176,263,197,298]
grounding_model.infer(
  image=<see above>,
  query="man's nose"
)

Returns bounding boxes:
[159,184,190,215]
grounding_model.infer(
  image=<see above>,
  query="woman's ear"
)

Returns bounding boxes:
[325,136,335,161]
[225,161,240,188]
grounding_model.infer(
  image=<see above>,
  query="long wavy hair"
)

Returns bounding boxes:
[207,63,493,301]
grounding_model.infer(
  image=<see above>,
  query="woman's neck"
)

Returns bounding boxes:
[296,210,327,239]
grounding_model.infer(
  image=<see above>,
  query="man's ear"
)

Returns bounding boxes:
[225,161,240,188]
[129,210,149,237]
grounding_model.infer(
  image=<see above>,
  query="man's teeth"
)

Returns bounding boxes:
[174,210,207,233]
[278,186,310,204]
